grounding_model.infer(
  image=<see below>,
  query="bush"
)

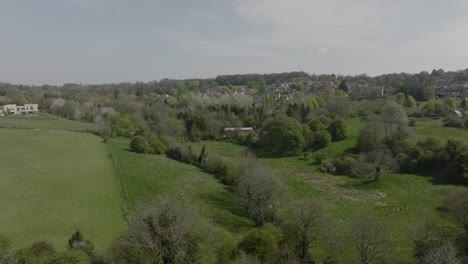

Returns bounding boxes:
[327,118,347,141]
[180,145,198,165]
[334,156,356,175]
[320,158,336,173]
[30,241,56,256]
[408,118,416,127]
[150,139,166,155]
[311,130,331,150]
[68,230,94,254]
[443,113,463,128]
[166,144,182,161]
[202,156,229,180]
[238,226,278,261]
[130,136,149,154]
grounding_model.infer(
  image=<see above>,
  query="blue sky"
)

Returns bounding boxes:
[1,0,468,85]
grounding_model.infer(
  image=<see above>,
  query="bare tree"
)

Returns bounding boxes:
[365,147,396,181]
[421,242,460,264]
[348,215,389,264]
[233,152,286,225]
[124,196,208,264]
[280,200,326,262]
[380,101,408,141]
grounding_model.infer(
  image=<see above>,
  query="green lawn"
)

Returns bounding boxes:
[0,129,126,251]
[0,113,97,132]
[412,117,468,141]
[189,117,468,262]
[107,138,254,236]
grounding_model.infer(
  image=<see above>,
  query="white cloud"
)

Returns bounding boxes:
[64,0,112,8]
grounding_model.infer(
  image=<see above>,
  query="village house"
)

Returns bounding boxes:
[349,85,385,99]
[0,104,38,116]
[436,82,468,98]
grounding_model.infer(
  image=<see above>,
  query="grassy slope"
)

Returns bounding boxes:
[412,117,468,141]
[190,117,467,262]
[107,138,254,236]
[0,129,126,251]
[0,113,97,132]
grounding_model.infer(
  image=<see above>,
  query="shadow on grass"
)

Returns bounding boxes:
[199,190,255,233]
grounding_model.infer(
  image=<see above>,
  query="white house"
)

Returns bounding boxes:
[0,104,38,116]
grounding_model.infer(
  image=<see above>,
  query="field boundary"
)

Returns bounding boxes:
[106,141,130,223]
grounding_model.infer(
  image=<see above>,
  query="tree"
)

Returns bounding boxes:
[380,101,407,141]
[348,215,390,264]
[125,196,212,264]
[261,116,305,156]
[233,152,286,225]
[365,147,396,181]
[338,80,349,93]
[405,95,417,108]
[238,225,279,261]
[130,136,149,154]
[357,114,383,152]
[280,200,326,262]
[68,230,94,254]
[311,130,331,150]
[327,118,347,141]
[421,242,460,264]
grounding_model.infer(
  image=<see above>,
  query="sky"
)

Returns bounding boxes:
[1,0,468,85]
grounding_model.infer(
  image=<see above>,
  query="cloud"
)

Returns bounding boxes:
[64,0,112,8]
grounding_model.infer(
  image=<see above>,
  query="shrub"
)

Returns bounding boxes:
[166,144,182,161]
[443,113,463,128]
[180,145,198,165]
[68,230,94,254]
[311,130,331,150]
[334,156,356,175]
[408,118,416,127]
[238,226,278,261]
[30,241,56,256]
[150,139,166,155]
[130,136,149,154]
[320,158,336,173]
[327,118,347,141]
[202,156,229,179]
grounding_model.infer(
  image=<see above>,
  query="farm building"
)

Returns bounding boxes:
[0,104,38,116]
[223,127,255,138]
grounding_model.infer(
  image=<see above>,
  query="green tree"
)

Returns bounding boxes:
[327,118,348,141]
[261,116,305,155]
[405,95,417,108]
[311,130,331,150]
[338,80,349,93]
[130,136,149,154]
[238,225,279,261]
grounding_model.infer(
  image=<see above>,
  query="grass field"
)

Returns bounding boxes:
[190,117,468,262]
[107,138,254,236]
[0,129,126,251]
[0,113,97,132]
[412,117,468,141]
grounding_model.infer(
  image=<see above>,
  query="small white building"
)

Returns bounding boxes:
[0,104,38,116]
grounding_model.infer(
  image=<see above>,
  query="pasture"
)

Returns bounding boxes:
[0,129,126,251]
[0,113,97,132]
[190,117,468,262]
[412,117,468,141]
[107,138,254,235]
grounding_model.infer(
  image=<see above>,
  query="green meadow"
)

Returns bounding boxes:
[107,138,255,236]
[0,128,126,251]
[0,113,97,132]
[189,117,468,262]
